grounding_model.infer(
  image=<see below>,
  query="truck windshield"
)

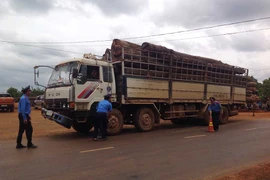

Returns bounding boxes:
[48,62,78,87]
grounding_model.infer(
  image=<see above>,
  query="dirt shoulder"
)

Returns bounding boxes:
[0,109,71,141]
[0,110,269,141]
[217,162,270,180]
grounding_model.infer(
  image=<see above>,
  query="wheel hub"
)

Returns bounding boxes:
[109,115,119,129]
[142,114,151,126]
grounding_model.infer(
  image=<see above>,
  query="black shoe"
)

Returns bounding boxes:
[27,144,38,148]
[16,144,26,149]
[99,137,107,141]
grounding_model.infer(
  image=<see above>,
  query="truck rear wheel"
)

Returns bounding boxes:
[134,107,155,132]
[220,107,229,124]
[107,109,124,136]
[72,122,93,134]
[203,111,210,126]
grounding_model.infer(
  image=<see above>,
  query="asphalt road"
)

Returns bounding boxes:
[1,118,270,180]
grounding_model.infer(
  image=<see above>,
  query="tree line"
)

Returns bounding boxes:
[6,87,45,98]
[257,78,270,102]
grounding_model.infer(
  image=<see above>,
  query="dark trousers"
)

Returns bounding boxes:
[93,112,108,139]
[212,111,220,131]
[16,113,33,145]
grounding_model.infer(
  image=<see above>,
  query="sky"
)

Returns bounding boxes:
[1,0,270,92]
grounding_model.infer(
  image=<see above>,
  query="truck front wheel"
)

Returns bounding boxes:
[72,121,93,134]
[107,109,124,136]
[134,107,155,132]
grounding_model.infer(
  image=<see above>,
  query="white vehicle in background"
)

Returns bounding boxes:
[34,95,44,109]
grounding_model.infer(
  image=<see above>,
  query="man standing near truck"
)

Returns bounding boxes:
[208,97,222,132]
[93,94,112,141]
[16,86,38,149]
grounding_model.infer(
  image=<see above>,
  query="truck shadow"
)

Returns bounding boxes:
[47,119,243,140]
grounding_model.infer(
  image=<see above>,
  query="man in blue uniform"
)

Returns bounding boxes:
[208,97,222,132]
[16,86,38,149]
[93,94,112,141]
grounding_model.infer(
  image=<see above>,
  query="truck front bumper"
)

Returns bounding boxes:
[41,108,73,129]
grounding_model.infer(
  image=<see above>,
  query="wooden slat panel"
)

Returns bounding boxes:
[126,77,169,99]
[233,87,246,101]
[172,82,204,99]
[207,85,231,100]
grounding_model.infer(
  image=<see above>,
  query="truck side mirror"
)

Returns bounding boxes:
[72,68,79,78]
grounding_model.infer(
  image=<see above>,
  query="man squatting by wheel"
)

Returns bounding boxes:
[16,85,38,149]
[93,94,112,141]
[208,97,222,132]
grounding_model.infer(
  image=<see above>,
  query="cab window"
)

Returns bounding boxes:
[78,65,100,84]
[102,66,112,82]
[86,66,99,80]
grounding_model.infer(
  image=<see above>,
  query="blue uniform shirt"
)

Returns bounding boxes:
[208,102,222,112]
[96,100,112,113]
[18,94,31,120]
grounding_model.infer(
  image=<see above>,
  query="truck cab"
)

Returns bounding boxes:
[37,54,117,134]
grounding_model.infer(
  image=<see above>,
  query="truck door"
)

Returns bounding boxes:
[102,66,113,95]
[75,65,103,107]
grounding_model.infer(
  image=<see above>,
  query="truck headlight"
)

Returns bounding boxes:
[62,103,66,108]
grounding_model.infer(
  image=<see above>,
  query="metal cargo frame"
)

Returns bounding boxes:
[113,47,248,104]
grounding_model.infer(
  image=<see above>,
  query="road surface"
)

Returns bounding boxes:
[1,118,270,180]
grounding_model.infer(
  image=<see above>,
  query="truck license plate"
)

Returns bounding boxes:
[46,110,53,116]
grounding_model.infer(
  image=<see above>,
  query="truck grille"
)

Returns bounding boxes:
[45,98,68,109]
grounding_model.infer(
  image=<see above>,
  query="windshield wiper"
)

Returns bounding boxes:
[48,82,71,88]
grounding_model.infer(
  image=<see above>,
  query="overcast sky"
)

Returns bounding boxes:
[1,0,270,92]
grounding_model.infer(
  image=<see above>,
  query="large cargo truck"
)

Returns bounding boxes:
[34,39,248,135]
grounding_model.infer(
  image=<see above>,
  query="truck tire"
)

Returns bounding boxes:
[72,122,93,134]
[203,111,210,126]
[134,107,155,132]
[107,109,124,136]
[220,107,229,124]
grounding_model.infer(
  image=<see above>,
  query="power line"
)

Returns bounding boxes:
[250,68,270,72]
[0,27,269,56]
[1,15,270,44]
[151,27,270,43]
[1,41,84,54]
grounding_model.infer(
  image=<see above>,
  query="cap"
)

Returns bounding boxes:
[104,94,111,100]
[209,97,215,101]
[22,85,31,93]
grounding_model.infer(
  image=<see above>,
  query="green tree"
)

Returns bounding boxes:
[6,87,22,98]
[6,87,44,98]
[260,78,270,100]
[30,86,45,97]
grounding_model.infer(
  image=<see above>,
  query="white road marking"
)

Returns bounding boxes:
[80,147,114,153]
[184,134,206,139]
[171,129,193,134]
[245,126,270,131]
[245,128,258,131]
